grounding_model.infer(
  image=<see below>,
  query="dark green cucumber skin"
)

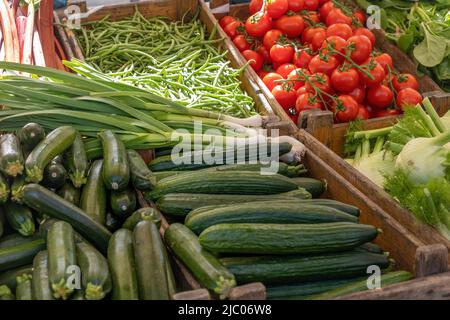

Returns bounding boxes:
[220,250,390,284]
[64,133,88,188]
[133,221,169,300]
[0,172,10,204]
[127,149,156,190]
[122,207,162,230]
[39,218,86,244]
[0,265,32,290]
[3,201,35,236]
[0,133,24,177]
[11,175,26,204]
[80,160,106,225]
[76,242,112,300]
[31,251,54,300]
[25,126,77,183]
[162,245,177,298]
[295,199,360,217]
[290,178,325,198]
[107,229,139,300]
[17,123,45,151]
[110,189,137,218]
[47,221,77,300]
[199,222,378,255]
[155,191,312,217]
[0,233,41,249]
[16,275,33,300]
[42,162,67,190]
[165,223,236,298]
[186,202,358,234]
[57,183,81,207]
[0,237,46,272]
[105,212,122,233]
[358,242,383,254]
[98,130,130,192]
[23,184,111,254]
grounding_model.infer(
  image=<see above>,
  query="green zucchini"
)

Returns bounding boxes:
[31,250,54,300]
[42,161,67,190]
[162,245,177,298]
[57,183,81,206]
[0,265,32,290]
[47,220,77,300]
[133,221,169,300]
[0,284,15,300]
[122,207,162,230]
[17,123,45,151]
[0,133,24,177]
[110,189,136,218]
[0,210,3,238]
[358,242,383,254]
[148,171,300,200]
[105,212,122,232]
[64,133,88,188]
[186,201,358,234]
[0,172,10,204]
[290,177,326,198]
[0,233,40,249]
[38,218,86,244]
[25,126,77,183]
[16,273,33,300]
[22,183,111,254]
[80,160,106,225]
[165,223,236,299]
[0,237,45,272]
[11,174,26,204]
[127,149,156,190]
[107,229,139,300]
[98,130,129,191]
[220,250,390,284]
[71,290,85,300]
[155,190,312,216]
[3,202,35,236]
[199,222,378,255]
[76,242,112,300]
[309,271,413,300]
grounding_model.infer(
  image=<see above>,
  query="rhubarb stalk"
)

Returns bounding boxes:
[0,0,20,63]
[22,1,36,65]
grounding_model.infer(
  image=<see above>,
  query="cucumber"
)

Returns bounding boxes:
[57,183,81,206]
[0,284,15,300]
[358,242,383,254]
[220,250,390,284]
[155,190,312,216]
[127,149,156,190]
[23,184,111,254]
[98,130,129,191]
[165,223,236,299]
[42,161,67,190]
[25,126,77,183]
[0,172,10,204]
[199,222,378,255]
[105,212,122,233]
[3,202,35,236]
[148,171,301,200]
[309,271,413,300]
[0,133,24,177]
[110,189,136,218]
[64,133,88,188]
[16,273,33,300]
[0,265,32,290]
[80,160,106,225]
[31,250,54,300]
[0,237,45,272]
[47,221,77,300]
[186,201,358,234]
[11,174,26,204]
[290,177,326,198]
[0,233,40,249]
[76,242,112,300]
[133,221,169,300]
[162,245,177,298]
[297,199,360,217]
[122,207,162,230]
[107,229,139,300]
[17,123,45,151]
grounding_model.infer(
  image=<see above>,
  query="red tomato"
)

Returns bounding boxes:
[274,15,305,38]
[288,0,305,12]
[396,88,422,111]
[319,1,335,22]
[347,35,372,64]
[270,44,295,64]
[367,85,394,109]
[287,68,309,90]
[303,0,319,11]
[292,49,312,68]
[257,69,270,78]
[347,86,366,104]
[326,8,352,26]
[305,72,333,94]
[245,12,272,37]
[319,0,330,5]
[219,16,236,29]
[267,0,289,19]
[256,45,272,63]
[223,21,244,38]
[263,29,283,50]
[308,54,339,76]
[392,73,419,91]
[272,84,298,108]
[302,10,320,24]
[249,0,264,15]
[354,10,367,26]
[302,26,322,44]
[333,95,359,122]
[276,63,296,78]
[359,61,385,87]
[374,53,393,74]
[263,72,284,91]
[242,50,264,71]
[296,92,324,113]
[353,28,375,46]
[356,105,370,120]
[233,35,252,52]
[297,86,309,96]
[331,67,360,93]
[374,108,401,118]
[310,28,327,51]
[326,23,353,40]
[320,36,347,59]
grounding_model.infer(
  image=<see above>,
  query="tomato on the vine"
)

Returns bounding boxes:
[374,53,393,74]
[263,29,283,50]
[308,54,339,76]
[287,68,309,90]
[274,15,305,38]
[302,26,324,44]
[245,12,272,37]
[288,0,305,12]
[224,21,244,38]
[331,67,360,93]
[347,35,372,64]
[292,49,312,68]
[303,0,319,11]
[311,28,327,51]
[374,109,401,118]
[302,10,320,24]
[219,16,236,29]
[233,35,252,52]
[242,49,264,71]
[333,95,359,122]
[319,1,334,21]
[304,72,333,94]
[326,8,352,26]
[297,85,309,96]
[267,0,289,19]
[353,28,375,46]
[257,68,271,79]
[272,84,298,108]
[326,23,353,40]
[396,88,422,111]
[256,44,272,63]
[347,86,366,104]
[276,63,296,78]
[359,60,385,87]
[249,0,264,15]
[320,36,347,60]
[270,44,295,64]
[263,72,284,91]
[296,92,324,113]
[354,10,367,26]
[356,105,370,120]
[367,84,394,109]
[392,73,419,91]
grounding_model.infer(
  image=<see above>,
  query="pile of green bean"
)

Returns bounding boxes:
[76,11,255,118]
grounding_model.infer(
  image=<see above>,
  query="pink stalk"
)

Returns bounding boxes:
[32,25,45,66]
[22,1,35,65]
[16,15,27,61]
[0,0,20,62]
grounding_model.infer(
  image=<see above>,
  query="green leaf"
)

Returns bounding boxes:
[435,57,450,81]
[397,32,415,52]
[413,23,447,67]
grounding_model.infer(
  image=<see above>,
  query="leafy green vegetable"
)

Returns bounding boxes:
[413,23,447,67]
